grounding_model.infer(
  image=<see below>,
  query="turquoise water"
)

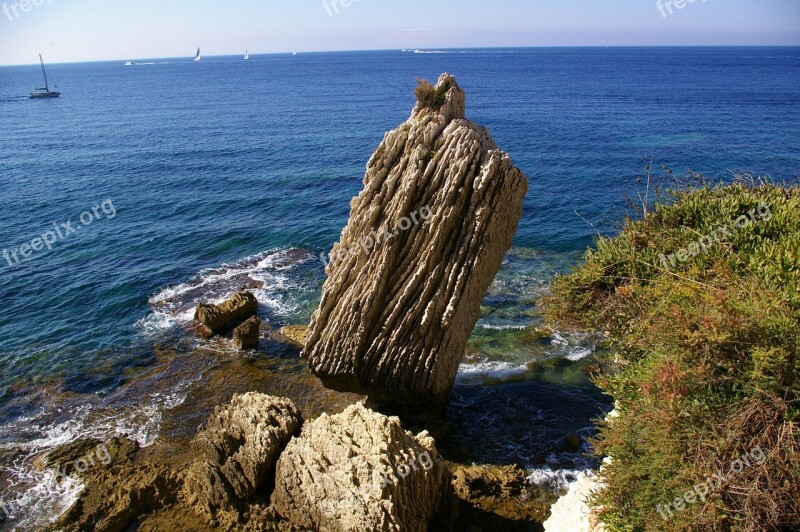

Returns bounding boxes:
[0,47,799,528]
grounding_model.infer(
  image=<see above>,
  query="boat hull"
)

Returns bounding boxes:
[30,91,60,99]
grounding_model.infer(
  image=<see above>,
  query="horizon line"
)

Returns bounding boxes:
[2,44,799,68]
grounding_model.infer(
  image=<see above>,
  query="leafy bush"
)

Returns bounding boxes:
[545,180,800,531]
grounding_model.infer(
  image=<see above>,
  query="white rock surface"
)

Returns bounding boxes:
[271,403,450,532]
[543,471,605,532]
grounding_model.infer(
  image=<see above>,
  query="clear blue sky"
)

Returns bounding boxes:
[1,0,798,66]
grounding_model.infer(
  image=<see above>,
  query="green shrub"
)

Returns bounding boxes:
[545,181,800,531]
[414,78,448,111]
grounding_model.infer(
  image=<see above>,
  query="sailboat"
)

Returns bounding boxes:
[194,47,201,62]
[244,50,249,60]
[30,54,60,99]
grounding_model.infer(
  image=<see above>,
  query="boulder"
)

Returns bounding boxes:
[305,74,528,405]
[277,325,308,348]
[183,393,302,523]
[194,291,258,336]
[272,403,450,531]
[232,315,261,349]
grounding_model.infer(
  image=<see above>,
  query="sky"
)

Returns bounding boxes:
[0,0,798,66]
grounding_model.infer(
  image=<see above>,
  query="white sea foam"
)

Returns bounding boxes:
[477,323,530,331]
[550,332,595,362]
[565,346,593,362]
[136,248,314,335]
[456,361,529,383]
[528,466,591,492]
[0,377,197,530]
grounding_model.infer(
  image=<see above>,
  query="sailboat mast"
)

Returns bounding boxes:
[39,53,49,91]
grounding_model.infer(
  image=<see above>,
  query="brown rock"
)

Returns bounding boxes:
[34,437,137,477]
[272,403,450,531]
[194,291,258,336]
[450,463,549,524]
[194,322,214,339]
[232,316,261,350]
[451,464,527,501]
[565,434,582,452]
[277,325,308,348]
[48,463,182,532]
[304,73,528,405]
[183,393,302,524]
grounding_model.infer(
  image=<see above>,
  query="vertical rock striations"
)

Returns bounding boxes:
[272,403,450,531]
[183,393,302,524]
[305,73,528,405]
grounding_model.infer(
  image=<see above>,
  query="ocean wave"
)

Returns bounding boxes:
[136,247,315,335]
[528,466,592,492]
[549,332,595,362]
[407,49,518,55]
[456,360,529,383]
[0,377,197,530]
[476,323,530,331]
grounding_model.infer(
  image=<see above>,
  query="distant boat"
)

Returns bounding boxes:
[244,50,249,60]
[124,61,134,66]
[292,51,297,56]
[29,54,60,99]
[194,47,201,62]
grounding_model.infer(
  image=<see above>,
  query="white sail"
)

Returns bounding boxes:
[194,47,201,62]
[244,50,249,60]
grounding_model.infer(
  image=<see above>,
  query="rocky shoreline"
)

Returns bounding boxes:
[38,389,555,531]
[14,74,588,531]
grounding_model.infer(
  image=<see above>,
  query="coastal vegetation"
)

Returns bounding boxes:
[414,78,449,111]
[545,177,800,530]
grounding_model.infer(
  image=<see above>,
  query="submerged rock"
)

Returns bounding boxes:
[48,463,182,532]
[305,73,528,405]
[271,403,450,531]
[449,463,550,526]
[451,464,528,501]
[277,325,308,348]
[33,437,138,477]
[194,291,258,336]
[232,315,261,349]
[184,393,302,525]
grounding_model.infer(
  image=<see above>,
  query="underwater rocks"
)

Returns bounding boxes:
[449,463,550,525]
[43,437,182,532]
[276,325,308,348]
[51,463,183,532]
[184,393,302,524]
[33,437,138,478]
[194,291,258,337]
[272,403,450,531]
[305,73,528,406]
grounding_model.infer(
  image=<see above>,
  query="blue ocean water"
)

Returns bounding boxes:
[0,47,798,528]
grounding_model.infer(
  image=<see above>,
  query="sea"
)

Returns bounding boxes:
[0,47,798,529]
